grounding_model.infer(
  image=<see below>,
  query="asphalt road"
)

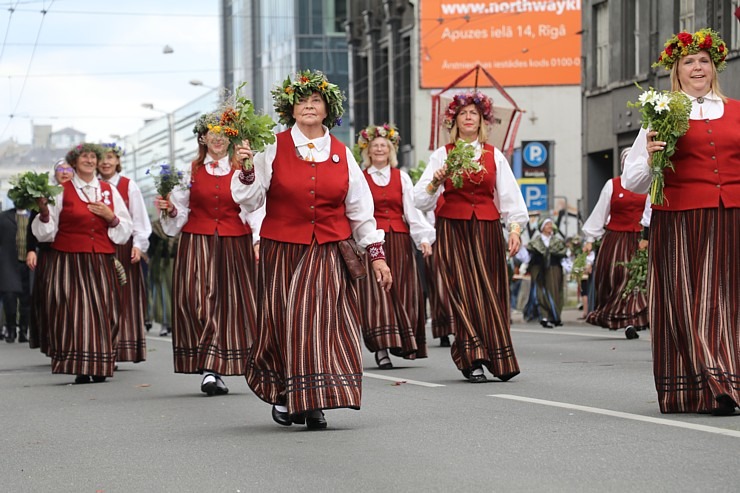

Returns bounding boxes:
[2,310,739,492]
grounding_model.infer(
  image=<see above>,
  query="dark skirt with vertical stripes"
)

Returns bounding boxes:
[171,232,256,375]
[649,206,740,414]
[357,231,427,359]
[528,264,564,324]
[114,239,147,362]
[45,251,120,377]
[246,238,364,414]
[28,245,51,356]
[424,255,457,339]
[586,230,648,329]
[435,217,520,379]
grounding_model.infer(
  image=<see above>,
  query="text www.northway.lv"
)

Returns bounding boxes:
[439,0,581,16]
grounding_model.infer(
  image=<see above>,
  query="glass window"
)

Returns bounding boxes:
[594,3,609,87]
[679,0,695,33]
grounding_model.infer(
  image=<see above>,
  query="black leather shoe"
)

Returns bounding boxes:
[272,405,293,426]
[74,375,91,384]
[291,413,306,425]
[305,410,327,430]
[201,375,217,396]
[711,395,737,416]
[91,376,107,383]
[215,376,229,395]
[17,329,28,343]
[625,326,639,339]
[374,352,393,370]
[540,320,554,329]
[5,327,16,343]
[468,373,487,383]
[439,335,451,347]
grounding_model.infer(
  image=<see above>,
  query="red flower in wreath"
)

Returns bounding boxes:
[677,32,693,46]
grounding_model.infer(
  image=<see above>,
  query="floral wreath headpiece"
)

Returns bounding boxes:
[65,142,104,165]
[271,70,345,129]
[192,111,225,137]
[443,91,494,130]
[101,142,125,158]
[357,123,401,151]
[654,28,727,72]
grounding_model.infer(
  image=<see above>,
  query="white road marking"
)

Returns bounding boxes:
[364,372,445,388]
[490,394,740,438]
[512,327,650,340]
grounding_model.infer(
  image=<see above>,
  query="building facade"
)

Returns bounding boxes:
[581,0,740,212]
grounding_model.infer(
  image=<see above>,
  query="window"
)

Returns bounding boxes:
[622,0,640,78]
[732,1,740,50]
[594,3,609,87]
[679,0,695,33]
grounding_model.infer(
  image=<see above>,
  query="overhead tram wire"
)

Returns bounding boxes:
[0,0,23,65]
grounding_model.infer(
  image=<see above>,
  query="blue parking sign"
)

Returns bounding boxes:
[521,183,548,211]
[523,142,547,167]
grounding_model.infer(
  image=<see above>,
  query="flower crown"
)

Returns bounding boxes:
[101,142,125,158]
[443,91,494,130]
[65,142,104,165]
[192,111,229,137]
[271,70,345,129]
[654,28,727,72]
[357,123,401,151]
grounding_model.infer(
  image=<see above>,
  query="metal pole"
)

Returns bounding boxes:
[167,112,176,166]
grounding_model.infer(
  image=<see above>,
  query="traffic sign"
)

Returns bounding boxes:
[521,140,552,178]
[518,177,548,211]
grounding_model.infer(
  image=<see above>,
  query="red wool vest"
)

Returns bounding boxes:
[653,99,740,211]
[606,177,646,232]
[363,167,409,234]
[52,180,116,254]
[437,142,501,221]
[116,176,130,209]
[260,130,352,245]
[182,167,251,237]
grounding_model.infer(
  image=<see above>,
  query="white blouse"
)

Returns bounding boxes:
[103,173,152,252]
[31,174,133,245]
[365,165,436,248]
[231,125,385,249]
[623,91,725,194]
[412,139,529,228]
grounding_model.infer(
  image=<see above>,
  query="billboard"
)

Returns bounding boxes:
[419,0,582,88]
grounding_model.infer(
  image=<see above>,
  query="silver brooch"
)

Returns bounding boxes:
[102,190,111,205]
[618,193,624,198]
[331,154,340,163]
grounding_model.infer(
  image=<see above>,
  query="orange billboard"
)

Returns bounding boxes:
[419,0,582,88]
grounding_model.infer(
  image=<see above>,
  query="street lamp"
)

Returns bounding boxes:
[141,103,176,167]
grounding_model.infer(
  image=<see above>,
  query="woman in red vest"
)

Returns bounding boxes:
[623,28,740,415]
[32,143,133,384]
[156,114,259,397]
[356,123,434,369]
[233,70,392,430]
[582,147,649,340]
[98,143,152,363]
[414,92,528,383]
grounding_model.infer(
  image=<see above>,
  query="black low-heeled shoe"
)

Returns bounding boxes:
[468,373,487,383]
[91,376,107,383]
[305,411,327,430]
[439,335,451,347]
[711,395,737,416]
[201,375,218,396]
[74,375,91,384]
[374,352,393,370]
[272,406,293,426]
[625,326,639,339]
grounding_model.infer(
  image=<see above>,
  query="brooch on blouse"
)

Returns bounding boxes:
[331,154,340,163]
[102,190,112,206]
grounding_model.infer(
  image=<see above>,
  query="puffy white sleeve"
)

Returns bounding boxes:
[493,147,529,228]
[622,128,652,194]
[127,179,152,251]
[108,185,134,245]
[400,170,435,247]
[344,148,385,249]
[243,204,265,245]
[413,146,446,211]
[231,144,275,212]
[581,180,613,242]
[641,195,652,228]
[161,171,191,237]
[31,189,65,242]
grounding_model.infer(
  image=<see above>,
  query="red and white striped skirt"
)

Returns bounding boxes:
[114,239,147,362]
[649,206,740,413]
[356,231,427,359]
[171,232,256,375]
[246,238,363,414]
[424,255,457,339]
[586,230,648,329]
[435,217,520,379]
[44,251,120,377]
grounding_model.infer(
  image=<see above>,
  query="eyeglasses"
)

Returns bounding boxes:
[55,166,74,173]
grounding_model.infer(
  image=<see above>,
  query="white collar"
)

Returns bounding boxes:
[685,90,722,103]
[291,125,330,151]
[72,174,101,189]
[100,172,120,185]
[367,164,391,176]
[204,154,230,171]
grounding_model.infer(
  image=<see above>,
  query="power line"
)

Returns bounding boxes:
[0,0,22,65]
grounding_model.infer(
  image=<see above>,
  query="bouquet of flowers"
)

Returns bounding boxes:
[618,248,648,299]
[146,162,184,218]
[444,140,486,188]
[627,86,691,205]
[8,171,63,211]
[194,83,276,170]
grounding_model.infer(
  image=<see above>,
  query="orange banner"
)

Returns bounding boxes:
[419,0,582,88]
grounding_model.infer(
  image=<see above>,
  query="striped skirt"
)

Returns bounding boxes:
[114,240,147,362]
[171,232,256,375]
[357,231,427,359]
[435,217,520,379]
[45,251,120,377]
[424,255,457,339]
[28,246,51,356]
[649,207,740,413]
[246,238,363,414]
[528,264,564,323]
[586,230,648,329]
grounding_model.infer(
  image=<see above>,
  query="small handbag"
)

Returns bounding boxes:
[337,238,367,280]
